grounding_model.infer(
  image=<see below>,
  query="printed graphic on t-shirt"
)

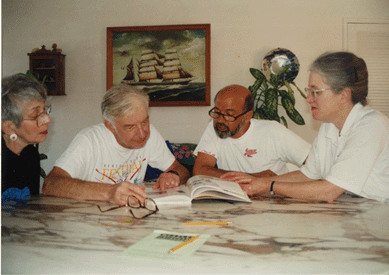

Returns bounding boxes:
[95,157,146,184]
[244,148,257,158]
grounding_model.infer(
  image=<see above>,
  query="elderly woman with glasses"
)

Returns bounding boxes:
[221,51,389,203]
[2,74,52,203]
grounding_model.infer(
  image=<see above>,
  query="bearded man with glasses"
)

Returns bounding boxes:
[193,84,311,179]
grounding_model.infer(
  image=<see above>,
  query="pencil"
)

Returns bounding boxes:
[168,235,200,254]
[183,221,233,226]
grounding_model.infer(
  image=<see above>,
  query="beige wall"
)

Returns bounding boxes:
[2,0,389,186]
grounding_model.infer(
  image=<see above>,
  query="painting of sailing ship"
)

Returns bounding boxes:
[107,24,210,107]
[123,49,195,86]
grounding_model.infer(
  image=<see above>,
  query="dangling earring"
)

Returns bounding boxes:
[10,133,18,141]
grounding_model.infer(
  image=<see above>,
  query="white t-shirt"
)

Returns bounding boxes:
[301,103,389,202]
[55,123,175,185]
[194,119,311,175]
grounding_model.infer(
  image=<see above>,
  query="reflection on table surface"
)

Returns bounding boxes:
[2,194,389,274]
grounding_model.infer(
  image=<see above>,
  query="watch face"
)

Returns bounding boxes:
[261,48,300,83]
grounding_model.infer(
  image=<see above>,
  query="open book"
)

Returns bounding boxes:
[147,175,252,205]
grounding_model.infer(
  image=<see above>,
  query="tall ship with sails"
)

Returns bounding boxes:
[122,49,195,86]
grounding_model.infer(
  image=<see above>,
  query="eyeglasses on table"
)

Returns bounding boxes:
[97,196,159,219]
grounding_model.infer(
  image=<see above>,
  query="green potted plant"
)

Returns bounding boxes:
[248,63,306,128]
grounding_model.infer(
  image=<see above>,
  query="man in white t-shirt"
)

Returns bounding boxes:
[193,84,311,178]
[43,84,189,206]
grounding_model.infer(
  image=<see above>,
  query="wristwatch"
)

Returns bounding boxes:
[270,181,276,195]
[167,170,179,176]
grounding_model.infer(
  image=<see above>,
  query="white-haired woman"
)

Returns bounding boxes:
[221,52,389,203]
[2,74,51,203]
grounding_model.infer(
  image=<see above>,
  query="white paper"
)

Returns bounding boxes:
[121,230,210,262]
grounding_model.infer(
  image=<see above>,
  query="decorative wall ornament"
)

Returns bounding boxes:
[107,24,211,107]
[249,48,306,127]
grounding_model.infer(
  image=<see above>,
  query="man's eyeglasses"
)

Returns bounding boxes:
[23,105,51,127]
[208,107,250,122]
[97,196,159,219]
[304,88,331,100]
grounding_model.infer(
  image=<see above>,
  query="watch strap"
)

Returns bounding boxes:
[166,170,179,176]
[270,181,276,195]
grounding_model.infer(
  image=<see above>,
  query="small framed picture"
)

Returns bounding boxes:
[107,24,211,107]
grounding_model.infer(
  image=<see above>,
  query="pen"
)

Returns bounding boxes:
[168,235,200,254]
[183,221,233,226]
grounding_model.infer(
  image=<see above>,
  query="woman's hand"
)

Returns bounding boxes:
[221,172,269,196]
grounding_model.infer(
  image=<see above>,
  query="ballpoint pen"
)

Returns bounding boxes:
[168,235,200,254]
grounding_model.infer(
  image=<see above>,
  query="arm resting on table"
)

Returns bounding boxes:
[272,177,346,203]
[193,152,276,178]
[42,167,147,205]
[257,171,346,203]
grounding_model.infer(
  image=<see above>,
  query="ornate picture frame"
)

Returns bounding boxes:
[107,24,211,107]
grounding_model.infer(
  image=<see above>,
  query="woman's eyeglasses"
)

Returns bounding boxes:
[97,196,159,219]
[304,88,331,100]
[23,105,51,127]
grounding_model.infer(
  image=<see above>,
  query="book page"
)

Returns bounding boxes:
[187,175,251,203]
[147,185,191,205]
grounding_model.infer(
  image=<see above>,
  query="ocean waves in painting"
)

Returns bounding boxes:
[143,82,206,102]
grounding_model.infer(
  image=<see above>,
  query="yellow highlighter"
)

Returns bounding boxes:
[168,235,200,254]
[183,221,233,226]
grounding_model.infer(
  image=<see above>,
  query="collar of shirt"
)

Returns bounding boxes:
[324,103,364,145]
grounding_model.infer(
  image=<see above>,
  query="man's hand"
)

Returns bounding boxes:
[221,171,269,196]
[107,181,147,206]
[152,172,180,193]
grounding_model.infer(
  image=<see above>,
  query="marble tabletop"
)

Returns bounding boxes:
[2,193,389,274]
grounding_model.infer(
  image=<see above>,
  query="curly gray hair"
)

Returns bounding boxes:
[2,74,47,127]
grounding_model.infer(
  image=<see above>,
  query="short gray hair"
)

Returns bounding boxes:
[309,51,368,106]
[101,84,149,123]
[2,74,47,127]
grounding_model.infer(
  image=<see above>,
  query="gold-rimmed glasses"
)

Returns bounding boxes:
[97,196,159,219]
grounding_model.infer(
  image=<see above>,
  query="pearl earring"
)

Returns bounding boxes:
[10,133,18,141]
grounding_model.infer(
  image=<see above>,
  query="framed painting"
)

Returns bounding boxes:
[107,24,211,107]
